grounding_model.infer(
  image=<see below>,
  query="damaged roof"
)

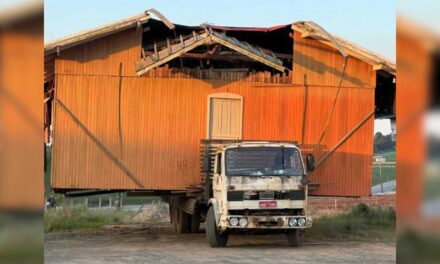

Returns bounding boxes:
[44,12,150,56]
[135,28,286,75]
[292,21,396,75]
[44,9,396,75]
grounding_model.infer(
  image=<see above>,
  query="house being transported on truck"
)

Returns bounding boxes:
[44,9,395,200]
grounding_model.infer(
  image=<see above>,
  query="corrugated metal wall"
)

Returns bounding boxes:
[52,74,305,190]
[51,28,376,196]
[55,27,141,77]
[291,31,375,196]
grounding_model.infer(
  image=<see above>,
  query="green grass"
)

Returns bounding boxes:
[44,205,135,233]
[305,203,396,242]
[0,215,43,263]
[397,230,440,264]
[372,166,396,186]
[425,178,440,201]
[372,150,396,186]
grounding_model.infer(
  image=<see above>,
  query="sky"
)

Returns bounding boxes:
[398,0,440,34]
[43,0,396,134]
[44,0,396,61]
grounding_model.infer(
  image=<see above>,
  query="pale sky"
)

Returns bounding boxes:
[375,119,392,135]
[44,0,396,61]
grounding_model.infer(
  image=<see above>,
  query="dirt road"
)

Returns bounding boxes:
[44,222,395,264]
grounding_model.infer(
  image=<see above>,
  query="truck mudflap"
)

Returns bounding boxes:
[223,215,313,229]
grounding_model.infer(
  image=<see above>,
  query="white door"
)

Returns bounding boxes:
[208,93,243,140]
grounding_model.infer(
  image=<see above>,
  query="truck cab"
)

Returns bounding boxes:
[205,141,315,247]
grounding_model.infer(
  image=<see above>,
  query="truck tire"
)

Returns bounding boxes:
[190,213,200,233]
[176,208,190,234]
[206,206,228,247]
[286,229,300,247]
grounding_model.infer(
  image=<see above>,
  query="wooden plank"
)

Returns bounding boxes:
[209,32,285,72]
[136,30,286,75]
[45,12,149,56]
[136,32,211,76]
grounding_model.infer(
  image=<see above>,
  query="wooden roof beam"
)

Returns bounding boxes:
[135,29,287,76]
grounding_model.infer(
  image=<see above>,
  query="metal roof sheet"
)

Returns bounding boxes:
[43,10,396,75]
[44,12,150,56]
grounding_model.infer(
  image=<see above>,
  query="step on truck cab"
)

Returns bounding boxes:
[203,141,315,247]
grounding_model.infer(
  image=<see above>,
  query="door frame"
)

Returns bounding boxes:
[206,93,243,140]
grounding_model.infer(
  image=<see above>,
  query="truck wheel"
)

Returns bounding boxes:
[206,206,228,247]
[176,208,190,234]
[286,229,300,247]
[190,213,200,233]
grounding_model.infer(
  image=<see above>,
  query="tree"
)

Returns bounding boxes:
[374,132,395,153]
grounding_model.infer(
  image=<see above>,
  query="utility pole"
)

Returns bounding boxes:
[375,156,386,193]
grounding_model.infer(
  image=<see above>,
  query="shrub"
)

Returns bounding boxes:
[305,203,396,241]
[44,205,135,232]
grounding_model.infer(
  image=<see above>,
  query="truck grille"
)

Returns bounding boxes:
[229,209,304,216]
[227,190,305,201]
[259,191,274,200]
[227,191,244,201]
[258,221,279,227]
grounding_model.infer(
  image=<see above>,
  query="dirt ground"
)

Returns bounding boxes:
[44,222,395,264]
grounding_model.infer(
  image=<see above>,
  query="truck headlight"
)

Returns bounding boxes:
[298,218,306,227]
[229,217,239,226]
[238,218,248,227]
[288,218,297,227]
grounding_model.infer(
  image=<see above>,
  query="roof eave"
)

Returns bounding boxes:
[292,22,396,75]
[44,12,150,56]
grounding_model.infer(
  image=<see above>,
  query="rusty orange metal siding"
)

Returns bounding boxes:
[395,28,429,220]
[0,18,44,210]
[52,74,305,190]
[51,29,377,196]
[55,27,141,77]
[291,31,376,196]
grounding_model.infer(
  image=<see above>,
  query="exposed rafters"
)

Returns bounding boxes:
[135,29,286,76]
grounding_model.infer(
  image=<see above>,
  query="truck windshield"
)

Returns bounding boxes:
[225,147,304,176]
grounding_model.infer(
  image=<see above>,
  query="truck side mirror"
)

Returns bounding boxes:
[216,153,222,174]
[306,154,315,172]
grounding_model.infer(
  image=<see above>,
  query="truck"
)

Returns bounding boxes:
[168,140,315,247]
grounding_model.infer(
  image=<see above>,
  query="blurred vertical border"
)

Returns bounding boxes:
[396,6,440,263]
[0,0,44,263]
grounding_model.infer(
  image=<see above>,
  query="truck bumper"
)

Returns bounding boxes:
[224,215,312,229]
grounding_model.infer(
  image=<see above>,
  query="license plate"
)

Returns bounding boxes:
[259,200,277,208]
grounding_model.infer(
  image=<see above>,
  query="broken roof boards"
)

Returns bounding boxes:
[135,29,286,76]
[44,10,395,76]
[292,21,395,75]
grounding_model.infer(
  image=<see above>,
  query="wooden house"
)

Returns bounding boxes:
[44,10,395,197]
